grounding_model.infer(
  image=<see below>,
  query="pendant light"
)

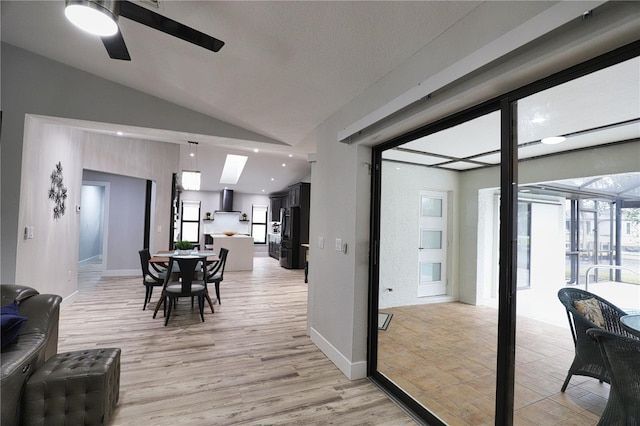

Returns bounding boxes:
[65,0,120,37]
[182,141,201,191]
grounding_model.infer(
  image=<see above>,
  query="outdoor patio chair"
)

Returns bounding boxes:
[557,287,636,392]
[586,328,640,425]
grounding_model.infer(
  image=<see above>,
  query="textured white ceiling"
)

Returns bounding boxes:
[1,0,484,193]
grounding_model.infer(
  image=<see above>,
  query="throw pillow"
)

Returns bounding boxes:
[1,301,28,349]
[574,297,605,328]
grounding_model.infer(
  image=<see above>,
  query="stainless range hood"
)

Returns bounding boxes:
[217,189,239,212]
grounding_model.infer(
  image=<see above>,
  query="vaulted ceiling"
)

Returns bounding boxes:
[1,0,484,193]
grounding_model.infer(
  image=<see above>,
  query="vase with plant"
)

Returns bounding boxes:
[205,212,212,220]
[175,240,194,255]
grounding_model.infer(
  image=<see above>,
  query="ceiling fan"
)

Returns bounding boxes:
[65,0,224,61]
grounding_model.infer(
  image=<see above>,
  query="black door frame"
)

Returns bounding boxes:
[368,40,640,425]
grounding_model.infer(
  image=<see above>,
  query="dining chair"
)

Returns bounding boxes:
[138,249,166,310]
[162,257,207,326]
[586,328,640,425]
[205,248,229,305]
[557,287,635,392]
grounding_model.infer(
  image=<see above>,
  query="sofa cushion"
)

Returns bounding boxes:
[1,301,28,349]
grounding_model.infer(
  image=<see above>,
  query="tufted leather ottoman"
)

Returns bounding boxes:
[22,348,121,426]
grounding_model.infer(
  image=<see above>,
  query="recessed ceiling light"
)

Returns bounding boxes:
[190,152,195,157]
[271,178,275,181]
[288,154,293,157]
[220,154,248,184]
[116,131,123,136]
[541,136,566,145]
[282,163,286,167]
[531,116,546,124]
[253,148,259,153]
[262,189,265,192]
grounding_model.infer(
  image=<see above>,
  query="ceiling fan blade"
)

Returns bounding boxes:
[101,31,131,60]
[119,1,225,53]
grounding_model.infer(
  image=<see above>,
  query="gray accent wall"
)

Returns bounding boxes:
[83,170,147,274]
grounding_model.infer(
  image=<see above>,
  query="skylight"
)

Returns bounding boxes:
[219,154,248,184]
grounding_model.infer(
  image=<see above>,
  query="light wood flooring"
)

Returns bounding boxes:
[68,257,416,425]
[71,258,610,425]
[378,304,609,425]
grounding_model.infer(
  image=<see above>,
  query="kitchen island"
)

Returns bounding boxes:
[209,234,254,271]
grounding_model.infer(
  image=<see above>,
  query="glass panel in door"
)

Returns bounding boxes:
[418,191,447,297]
[377,110,500,424]
[514,56,640,420]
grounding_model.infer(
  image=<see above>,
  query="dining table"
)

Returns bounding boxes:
[150,250,219,320]
[620,314,640,337]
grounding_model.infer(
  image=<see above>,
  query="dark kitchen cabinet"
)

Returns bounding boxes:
[270,195,286,221]
[268,234,280,259]
[280,182,310,269]
[288,182,309,208]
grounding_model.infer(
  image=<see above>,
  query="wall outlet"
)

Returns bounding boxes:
[335,238,342,251]
[318,236,324,249]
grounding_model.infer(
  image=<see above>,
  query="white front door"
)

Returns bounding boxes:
[418,190,447,297]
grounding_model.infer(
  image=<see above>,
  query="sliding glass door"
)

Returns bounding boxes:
[369,42,639,424]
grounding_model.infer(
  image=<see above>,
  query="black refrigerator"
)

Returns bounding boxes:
[280,207,300,269]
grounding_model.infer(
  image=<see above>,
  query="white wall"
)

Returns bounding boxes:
[15,116,179,299]
[379,161,459,308]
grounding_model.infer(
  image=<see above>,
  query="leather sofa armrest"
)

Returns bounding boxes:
[1,285,40,305]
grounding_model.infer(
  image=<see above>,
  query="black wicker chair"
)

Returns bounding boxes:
[586,328,640,425]
[557,288,635,392]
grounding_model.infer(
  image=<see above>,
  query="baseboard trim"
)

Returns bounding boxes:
[61,290,79,310]
[309,327,367,380]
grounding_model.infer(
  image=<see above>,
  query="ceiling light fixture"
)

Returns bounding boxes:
[282,163,286,167]
[541,136,566,145]
[220,154,248,184]
[253,148,259,153]
[181,141,201,191]
[64,0,119,37]
[116,131,123,136]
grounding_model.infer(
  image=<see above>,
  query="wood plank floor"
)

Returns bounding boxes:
[67,257,416,425]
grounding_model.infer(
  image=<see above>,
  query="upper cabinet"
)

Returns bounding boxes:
[270,195,285,221]
[288,182,310,208]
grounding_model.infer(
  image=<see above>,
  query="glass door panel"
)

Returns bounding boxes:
[514,56,640,420]
[377,110,500,424]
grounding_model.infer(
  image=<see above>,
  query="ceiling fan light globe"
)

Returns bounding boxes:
[65,1,119,37]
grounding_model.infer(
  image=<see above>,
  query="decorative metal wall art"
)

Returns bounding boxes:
[48,161,67,219]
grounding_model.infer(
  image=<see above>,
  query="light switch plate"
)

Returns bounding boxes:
[335,238,342,251]
[318,236,324,249]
